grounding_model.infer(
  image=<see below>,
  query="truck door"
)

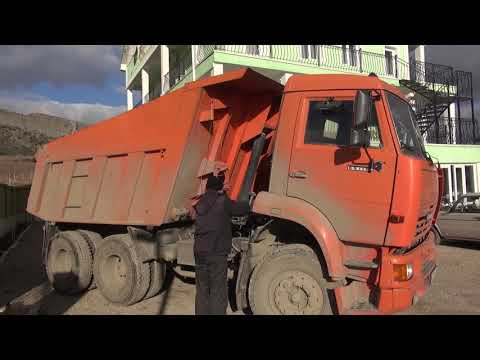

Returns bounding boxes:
[286,90,397,245]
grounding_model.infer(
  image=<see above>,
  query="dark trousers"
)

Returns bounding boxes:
[194,252,228,315]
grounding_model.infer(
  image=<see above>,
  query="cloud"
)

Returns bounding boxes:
[114,85,126,95]
[0,45,121,89]
[0,93,125,123]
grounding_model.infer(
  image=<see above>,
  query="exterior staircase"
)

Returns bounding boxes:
[399,61,457,137]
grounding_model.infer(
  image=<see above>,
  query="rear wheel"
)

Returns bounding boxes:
[77,230,103,289]
[248,244,331,315]
[144,260,166,300]
[46,231,94,294]
[93,234,150,306]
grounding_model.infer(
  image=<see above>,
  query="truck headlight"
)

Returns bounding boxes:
[393,263,414,282]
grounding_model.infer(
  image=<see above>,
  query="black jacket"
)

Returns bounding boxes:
[193,190,250,255]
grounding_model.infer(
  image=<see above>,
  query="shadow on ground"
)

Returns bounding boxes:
[0,222,83,315]
[440,239,480,251]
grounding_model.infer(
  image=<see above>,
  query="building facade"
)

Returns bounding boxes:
[120,45,479,207]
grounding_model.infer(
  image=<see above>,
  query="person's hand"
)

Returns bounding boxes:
[223,182,231,192]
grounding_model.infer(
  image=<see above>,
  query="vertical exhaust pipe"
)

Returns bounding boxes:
[238,133,266,201]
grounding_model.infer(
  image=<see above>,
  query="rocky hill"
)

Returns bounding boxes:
[0,108,86,156]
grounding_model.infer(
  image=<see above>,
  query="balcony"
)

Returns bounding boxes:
[213,45,411,81]
[151,45,409,100]
[126,45,158,85]
[424,118,479,145]
[137,45,476,145]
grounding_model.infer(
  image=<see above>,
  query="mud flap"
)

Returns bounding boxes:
[234,238,253,312]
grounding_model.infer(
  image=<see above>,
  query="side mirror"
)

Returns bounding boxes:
[354,90,372,129]
[351,90,373,147]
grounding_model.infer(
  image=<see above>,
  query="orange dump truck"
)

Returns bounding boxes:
[27,68,441,314]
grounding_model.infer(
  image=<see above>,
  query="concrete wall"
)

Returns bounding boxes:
[0,185,30,238]
[425,144,480,164]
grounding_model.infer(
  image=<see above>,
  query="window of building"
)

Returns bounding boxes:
[301,45,318,59]
[385,46,397,76]
[304,99,381,147]
[466,165,475,193]
[341,45,358,67]
[246,45,260,55]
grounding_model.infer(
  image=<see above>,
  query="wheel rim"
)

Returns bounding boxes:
[102,255,128,290]
[270,271,324,315]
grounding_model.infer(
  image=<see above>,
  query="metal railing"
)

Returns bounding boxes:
[160,46,216,94]
[156,45,412,97]
[424,117,479,144]
[145,46,475,136]
[213,45,411,80]
[455,70,473,99]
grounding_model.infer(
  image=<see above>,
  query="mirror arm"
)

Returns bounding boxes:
[362,141,375,173]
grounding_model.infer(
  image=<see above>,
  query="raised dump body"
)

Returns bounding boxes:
[27,68,440,315]
[27,69,283,226]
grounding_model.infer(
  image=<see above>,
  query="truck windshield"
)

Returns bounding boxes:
[386,92,426,159]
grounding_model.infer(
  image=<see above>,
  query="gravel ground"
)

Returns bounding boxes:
[1,223,479,315]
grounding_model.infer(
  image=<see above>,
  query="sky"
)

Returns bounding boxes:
[0,45,126,123]
[0,45,478,124]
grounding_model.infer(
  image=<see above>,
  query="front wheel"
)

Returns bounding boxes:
[248,244,332,315]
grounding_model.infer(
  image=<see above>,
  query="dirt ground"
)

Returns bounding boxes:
[1,222,480,315]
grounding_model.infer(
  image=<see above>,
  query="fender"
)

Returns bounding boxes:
[252,191,346,279]
[433,223,443,240]
[127,226,158,263]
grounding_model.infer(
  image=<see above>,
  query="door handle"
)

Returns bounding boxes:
[289,171,308,179]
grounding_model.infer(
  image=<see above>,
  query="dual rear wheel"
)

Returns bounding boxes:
[46,231,166,306]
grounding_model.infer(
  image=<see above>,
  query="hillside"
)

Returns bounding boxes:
[0,108,86,156]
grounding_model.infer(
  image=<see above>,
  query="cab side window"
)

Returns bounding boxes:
[304,100,381,147]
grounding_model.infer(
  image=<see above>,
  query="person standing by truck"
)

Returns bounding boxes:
[193,174,250,315]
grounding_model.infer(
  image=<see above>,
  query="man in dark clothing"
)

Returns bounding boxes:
[193,174,250,315]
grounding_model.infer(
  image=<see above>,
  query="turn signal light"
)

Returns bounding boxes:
[393,264,414,282]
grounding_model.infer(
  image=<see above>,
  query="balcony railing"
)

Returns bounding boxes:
[214,45,411,80]
[157,45,411,97]
[424,117,479,145]
[127,45,158,83]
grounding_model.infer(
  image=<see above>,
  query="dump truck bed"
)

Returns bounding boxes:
[27,69,283,226]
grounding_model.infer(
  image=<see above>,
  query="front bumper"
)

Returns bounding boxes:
[376,230,437,314]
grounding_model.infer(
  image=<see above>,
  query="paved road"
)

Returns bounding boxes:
[1,223,479,315]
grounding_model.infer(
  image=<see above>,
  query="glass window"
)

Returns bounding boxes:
[246,45,260,55]
[301,45,318,59]
[466,165,475,193]
[342,45,357,66]
[441,168,449,205]
[385,50,394,75]
[304,99,382,147]
[342,45,348,64]
[386,92,426,159]
[349,45,357,66]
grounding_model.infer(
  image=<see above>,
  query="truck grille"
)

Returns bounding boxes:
[393,204,435,255]
[414,204,435,244]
